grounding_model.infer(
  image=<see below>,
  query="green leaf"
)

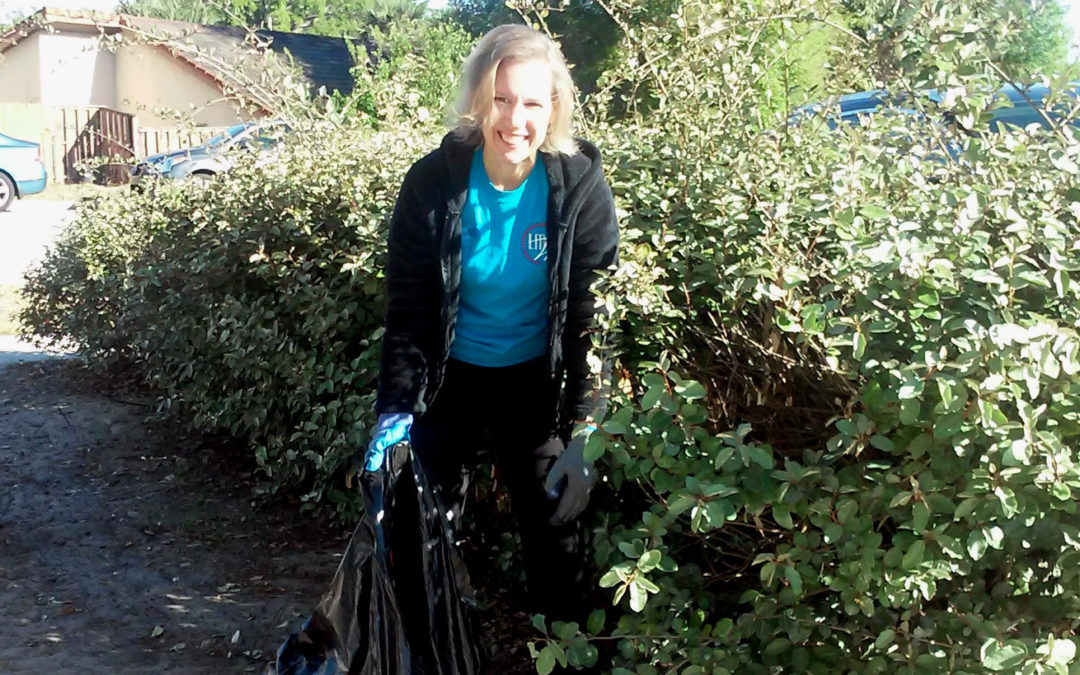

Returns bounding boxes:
[641,385,665,410]
[601,420,628,435]
[911,501,930,532]
[760,561,778,586]
[981,639,1029,671]
[1048,638,1076,664]
[898,378,924,400]
[853,330,867,359]
[552,621,578,641]
[875,629,896,651]
[629,580,647,612]
[968,531,988,560]
[859,205,890,219]
[704,483,739,498]
[908,434,932,458]
[775,308,801,332]
[586,609,605,635]
[869,434,894,451]
[536,645,556,675]
[917,289,939,306]
[638,549,661,571]
[836,498,858,524]
[532,614,547,633]
[955,497,978,520]
[537,643,565,673]
[612,583,627,606]
[742,445,775,469]
[765,637,793,655]
[705,500,734,527]
[598,569,622,588]
[773,503,794,529]
[674,380,706,401]
[668,494,696,517]
[618,541,644,558]
[900,398,921,425]
[890,491,913,508]
[902,539,925,570]
[583,433,605,462]
[784,565,803,596]
[824,522,844,544]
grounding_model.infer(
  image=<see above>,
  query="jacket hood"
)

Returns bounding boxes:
[436,132,604,195]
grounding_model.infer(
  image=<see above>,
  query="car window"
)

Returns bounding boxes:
[248,124,290,149]
[988,101,1045,132]
[207,123,255,148]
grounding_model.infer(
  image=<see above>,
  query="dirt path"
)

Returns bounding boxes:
[0,359,341,673]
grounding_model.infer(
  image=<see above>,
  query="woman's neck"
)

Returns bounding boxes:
[482,149,534,191]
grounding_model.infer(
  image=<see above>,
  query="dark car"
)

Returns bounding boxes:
[0,132,48,211]
[130,120,290,186]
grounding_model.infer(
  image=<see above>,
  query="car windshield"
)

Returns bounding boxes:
[205,123,255,148]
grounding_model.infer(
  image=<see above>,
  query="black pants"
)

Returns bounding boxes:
[410,357,587,622]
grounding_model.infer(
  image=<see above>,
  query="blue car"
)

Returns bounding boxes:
[0,132,48,211]
[982,83,1080,131]
[130,120,290,186]
[793,83,1080,133]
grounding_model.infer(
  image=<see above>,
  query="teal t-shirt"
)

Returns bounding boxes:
[450,149,551,367]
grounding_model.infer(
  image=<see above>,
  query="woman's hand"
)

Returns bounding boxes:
[544,424,596,525]
[364,413,413,472]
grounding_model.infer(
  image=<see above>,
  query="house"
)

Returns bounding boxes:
[0,7,362,181]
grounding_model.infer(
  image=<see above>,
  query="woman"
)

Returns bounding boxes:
[362,23,618,624]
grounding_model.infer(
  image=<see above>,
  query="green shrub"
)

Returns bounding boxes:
[522,0,1080,671]
[567,111,1080,673]
[22,123,441,514]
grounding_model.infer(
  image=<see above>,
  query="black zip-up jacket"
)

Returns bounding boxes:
[375,132,619,432]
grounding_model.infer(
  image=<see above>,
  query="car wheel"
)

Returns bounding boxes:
[0,173,15,212]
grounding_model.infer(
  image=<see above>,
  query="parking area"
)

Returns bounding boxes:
[0,199,78,365]
[0,199,76,285]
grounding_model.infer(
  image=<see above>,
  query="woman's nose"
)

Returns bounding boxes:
[509,101,526,127]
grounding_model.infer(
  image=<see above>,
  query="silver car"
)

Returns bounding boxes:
[130,120,290,186]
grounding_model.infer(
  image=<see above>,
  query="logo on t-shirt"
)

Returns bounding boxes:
[522,223,547,264]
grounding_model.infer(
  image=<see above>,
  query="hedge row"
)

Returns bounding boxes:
[23,125,440,515]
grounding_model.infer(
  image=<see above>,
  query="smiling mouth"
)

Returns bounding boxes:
[499,131,528,148]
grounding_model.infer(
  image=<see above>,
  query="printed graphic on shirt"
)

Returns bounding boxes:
[521,223,547,264]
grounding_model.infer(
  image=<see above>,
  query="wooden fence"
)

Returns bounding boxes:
[0,103,228,184]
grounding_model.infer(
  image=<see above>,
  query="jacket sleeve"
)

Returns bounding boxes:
[375,164,440,415]
[560,172,619,429]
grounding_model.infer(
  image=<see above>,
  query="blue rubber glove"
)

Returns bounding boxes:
[544,423,596,526]
[364,413,413,472]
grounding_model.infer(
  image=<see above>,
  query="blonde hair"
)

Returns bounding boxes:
[450,24,578,156]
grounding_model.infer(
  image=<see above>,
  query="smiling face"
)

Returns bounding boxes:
[481,58,554,188]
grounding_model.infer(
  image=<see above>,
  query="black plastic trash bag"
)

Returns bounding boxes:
[274,442,486,675]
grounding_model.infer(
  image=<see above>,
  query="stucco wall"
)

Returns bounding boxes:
[115,42,251,127]
[0,33,42,103]
[37,32,117,108]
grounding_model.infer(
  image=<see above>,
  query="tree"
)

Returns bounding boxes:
[448,0,628,94]
[117,0,227,24]
[997,0,1071,77]
[839,0,1072,81]
[118,0,427,35]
